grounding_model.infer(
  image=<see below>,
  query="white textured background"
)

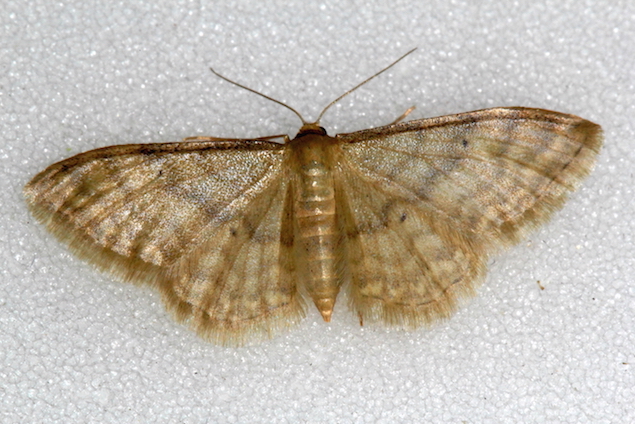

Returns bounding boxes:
[2,1,633,423]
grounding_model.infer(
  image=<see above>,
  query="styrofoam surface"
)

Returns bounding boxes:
[2,1,633,422]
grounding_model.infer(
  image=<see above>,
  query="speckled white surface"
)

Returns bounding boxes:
[2,1,634,422]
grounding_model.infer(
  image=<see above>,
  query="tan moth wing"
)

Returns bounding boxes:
[335,107,602,326]
[24,140,305,345]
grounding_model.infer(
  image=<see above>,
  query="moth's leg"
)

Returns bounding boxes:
[183,134,290,143]
[388,106,416,125]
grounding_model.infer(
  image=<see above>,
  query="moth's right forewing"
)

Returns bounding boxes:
[334,107,602,327]
[336,107,602,246]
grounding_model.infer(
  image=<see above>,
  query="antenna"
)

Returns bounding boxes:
[209,48,417,125]
[314,48,417,124]
[209,67,308,124]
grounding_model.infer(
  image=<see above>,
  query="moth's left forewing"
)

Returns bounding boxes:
[24,140,288,271]
[24,139,305,345]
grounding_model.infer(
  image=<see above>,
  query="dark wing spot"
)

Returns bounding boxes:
[400,213,407,222]
[462,139,469,148]
[138,147,156,155]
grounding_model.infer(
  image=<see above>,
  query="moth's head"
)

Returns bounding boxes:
[296,122,328,138]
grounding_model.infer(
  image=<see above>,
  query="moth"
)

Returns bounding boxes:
[24,50,602,345]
